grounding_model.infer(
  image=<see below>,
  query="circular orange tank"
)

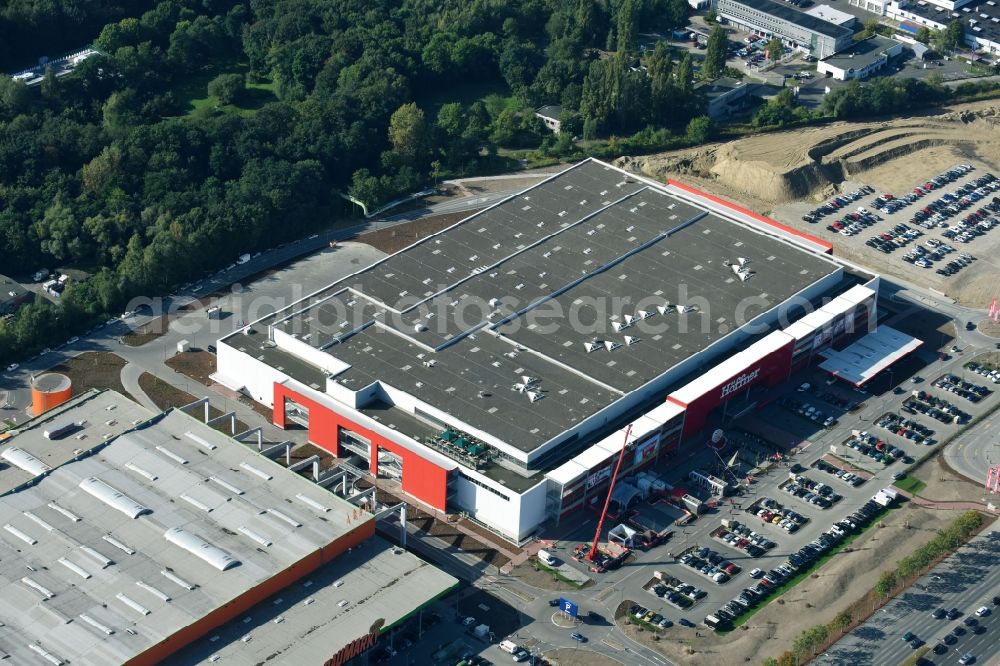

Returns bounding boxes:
[31,373,72,416]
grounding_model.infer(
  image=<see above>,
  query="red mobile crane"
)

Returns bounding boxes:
[585,423,632,561]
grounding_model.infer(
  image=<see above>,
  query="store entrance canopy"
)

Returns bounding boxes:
[818,326,922,386]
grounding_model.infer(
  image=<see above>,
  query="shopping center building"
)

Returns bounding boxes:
[216,158,881,542]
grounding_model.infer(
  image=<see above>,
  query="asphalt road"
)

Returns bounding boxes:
[817,520,1000,666]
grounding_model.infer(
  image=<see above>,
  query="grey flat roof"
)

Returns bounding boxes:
[728,0,855,39]
[696,76,746,99]
[228,159,841,453]
[903,0,1000,43]
[0,395,371,666]
[174,535,458,664]
[0,390,154,495]
[0,274,29,308]
[820,35,900,68]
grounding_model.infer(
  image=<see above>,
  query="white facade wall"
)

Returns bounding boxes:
[451,467,547,540]
[216,340,289,406]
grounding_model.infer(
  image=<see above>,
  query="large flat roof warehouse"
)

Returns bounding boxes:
[175,535,458,664]
[734,0,855,39]
[225,159,843,455]
[0,391,379,666]
[0,389,154,495]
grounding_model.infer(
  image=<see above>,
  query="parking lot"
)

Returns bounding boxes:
[536,339,1000,644]
[817,522,1000,666]
[772,160,1000,306]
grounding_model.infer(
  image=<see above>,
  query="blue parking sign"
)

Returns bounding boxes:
[560,598,578,618]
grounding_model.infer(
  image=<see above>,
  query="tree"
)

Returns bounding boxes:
[703,25,728,79]
[616,0,639,53]
[861,18,881,39]
[875,570,898,598]
[766,38,783,62]
[676,51,694,97]
[685,116,712,144]
[388,102,427,165]
[705,8,717,24]
[916,26,932,44]
[944,19,965,51]
[40,65,60,102]
[0,78,30,118]
[208,73,245,105]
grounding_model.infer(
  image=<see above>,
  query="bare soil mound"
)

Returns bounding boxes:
[619,102,1000,205]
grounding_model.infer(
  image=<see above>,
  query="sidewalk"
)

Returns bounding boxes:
[894,487,999,513]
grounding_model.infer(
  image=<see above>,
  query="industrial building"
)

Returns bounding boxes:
[0,389,455,665]
[715,0,855,58]
[817,35,906,80]
[216,158,883,543]
[889,0,1000,56]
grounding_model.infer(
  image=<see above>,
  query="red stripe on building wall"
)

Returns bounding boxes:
[273,383,451,511]
[667,179,834,254]
[128,520,375,665]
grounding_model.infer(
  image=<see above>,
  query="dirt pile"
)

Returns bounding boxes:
[618,102,1000,206]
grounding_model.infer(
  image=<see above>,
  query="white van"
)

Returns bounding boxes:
[537,550,557,566]
[499,639,519,654]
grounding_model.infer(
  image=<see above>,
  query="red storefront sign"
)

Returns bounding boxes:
[323,619,385,666]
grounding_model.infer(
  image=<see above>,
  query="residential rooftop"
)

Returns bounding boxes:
[901,0,1000,43]
[224,159,843,455]
[0,392,371,666]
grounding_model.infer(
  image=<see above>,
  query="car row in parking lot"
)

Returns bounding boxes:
[812,458,867,486]
[678,547,742,584]
[965,361,1000,384]
[910,173,998,230]
[776,396,837,427]
[876,414,936,445]
[866,222,923,254]
[934,374,991,402]
[750,497,809,533]
[881,163,976,216]
[803,185,874,222]
[781,474,842,508]
[714,521,776,558]
[825,207,882,236]
[904,391,969,424]
[843,431,909,463]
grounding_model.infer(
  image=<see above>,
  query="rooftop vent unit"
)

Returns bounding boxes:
[612,321,628,332]
[414,324,427,333]
[584,341,602,353]
[528,390,544,403]
[521,376,538,387]
[512,383,527,393]
[738,270,756,282]
[488,298,501,308]
[423,359,436,368]
[605,340,622,351]
[637,310,654,320]
[624,314,636,326]
[657,303,674,315]
[624,335,640,345]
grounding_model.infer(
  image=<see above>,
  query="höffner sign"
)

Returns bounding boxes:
[719,368,761,399]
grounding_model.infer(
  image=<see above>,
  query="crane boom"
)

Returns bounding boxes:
[585,423,632,561]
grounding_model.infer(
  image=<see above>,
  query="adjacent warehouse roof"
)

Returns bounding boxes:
[228,159,842,454]
[818,325,922,385]
[174,535,458,664]
[728,0,855,39]
[0,392,371,666]
[0,390,153,495]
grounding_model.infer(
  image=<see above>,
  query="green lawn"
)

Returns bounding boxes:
[893,476,927,494]
[168,61,276,118]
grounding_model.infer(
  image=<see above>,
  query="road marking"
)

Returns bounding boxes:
[602,638,624,650]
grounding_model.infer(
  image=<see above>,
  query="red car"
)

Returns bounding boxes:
[925,181,935,190]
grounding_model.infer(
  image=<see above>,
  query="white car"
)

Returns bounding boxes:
[749,568,764,578]
[462,616,476,627]
[6,363,18,372]
[67,336,79,345]
[976,606,990,617]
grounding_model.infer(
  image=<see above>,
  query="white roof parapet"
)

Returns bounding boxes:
[163,527,241,572]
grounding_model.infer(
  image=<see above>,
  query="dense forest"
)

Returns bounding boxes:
[0,0,704,363]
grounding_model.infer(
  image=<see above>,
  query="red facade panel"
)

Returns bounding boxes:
[677,337,794,439]
[273,383,450,511]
